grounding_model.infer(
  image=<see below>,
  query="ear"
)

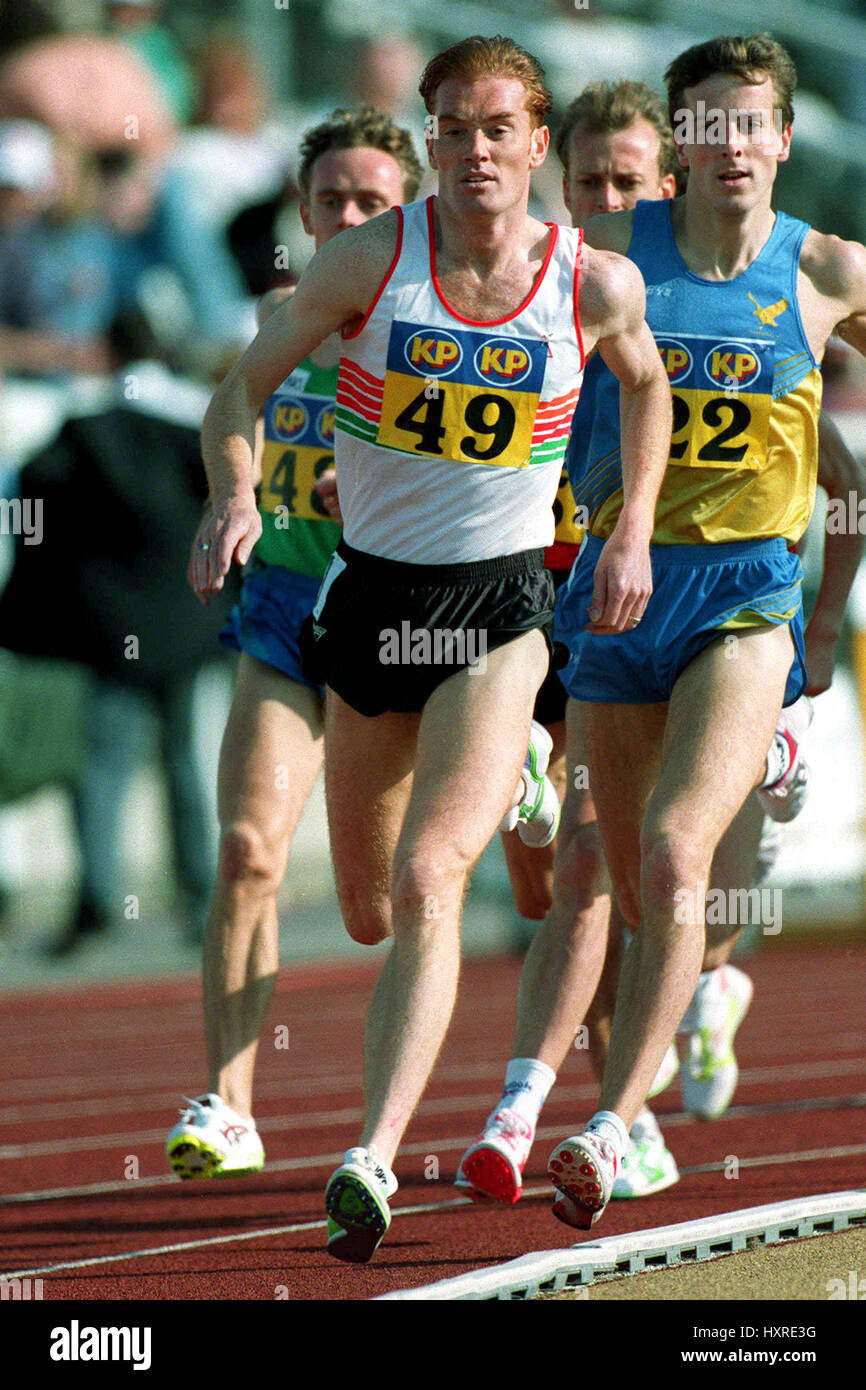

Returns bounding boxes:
[659,172,677,200]
[529,122,549,170]
[777,120,793,164]
[299,200,313,236]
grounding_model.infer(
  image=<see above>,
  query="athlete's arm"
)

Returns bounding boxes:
[192,212,399,598]
[579,246,672,633]
[805,411,866,694]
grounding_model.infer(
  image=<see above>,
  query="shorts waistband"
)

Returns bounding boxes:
[584,534,793,567]
[335,538,546,585]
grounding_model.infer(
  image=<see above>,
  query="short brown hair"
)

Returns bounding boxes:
[555,80,677,182]
[419,35,552,127]
[665,33,797,130]
[297,106,423,202]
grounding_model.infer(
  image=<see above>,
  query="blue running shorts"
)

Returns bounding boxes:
[554,533,807,707]
[220,563,326,698]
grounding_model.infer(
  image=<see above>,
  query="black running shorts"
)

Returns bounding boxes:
[532,569,570,728]
[299,539,555,718]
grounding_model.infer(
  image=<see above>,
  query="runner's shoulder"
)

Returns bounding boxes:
[579,242,646,336]
[799,228,866,306]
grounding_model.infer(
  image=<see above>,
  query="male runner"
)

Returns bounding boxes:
[541,32,866,1230]
[191,35,672,1261]
[458,77,863,1207]
[164,109,422,1180]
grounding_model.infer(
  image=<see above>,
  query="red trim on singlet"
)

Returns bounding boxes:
[426,195,559,327]
[573,227,586,371]
[341,206,404,340]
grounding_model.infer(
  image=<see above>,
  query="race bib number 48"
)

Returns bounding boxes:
[657,335,775,472]
[378,320,548,468]
[260,390,335,520]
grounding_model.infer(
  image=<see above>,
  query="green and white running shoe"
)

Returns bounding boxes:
[681,966,754,1119]
[166,1093,264,1180]
[501,720,561,848]
[325,1146,398,1264]
[612,1117,679,1199]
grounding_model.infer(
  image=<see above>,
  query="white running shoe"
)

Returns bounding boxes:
[325,1146,398,1264]
[457,1108,534,1204]
[166,1093,264,1179]
[548,1129,618,1229]
[647,1041,679,1099]
[756,697,813,823]
[499,720,561,848]
[612,1123,679,1199]
[681,966,754,1119]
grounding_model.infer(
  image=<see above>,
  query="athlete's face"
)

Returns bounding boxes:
[427,76,548,215]
[300,146,407,248]
[562,119,676,226]
[674,74,791,213]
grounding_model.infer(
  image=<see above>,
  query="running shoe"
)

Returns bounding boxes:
[548,1129,618,1229]
[681,966,754,1119]
[499,720,561,847]
[612,1124,679,1199]
[756,697,813,823]
[166,1093,264,1179]
[647,1040,679,1099]
[325,1146,398,1264]
[456,1108,534,1204]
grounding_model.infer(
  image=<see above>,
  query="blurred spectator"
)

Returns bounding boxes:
[93,145,255,362]
[0,121,114,378]
[0,311,237,953]
[106,0,197,128]
[0,33,176,158]
[227,173,303,296]
[171,36,289,235]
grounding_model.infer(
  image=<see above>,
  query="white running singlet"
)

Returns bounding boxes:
[334,196,586,563]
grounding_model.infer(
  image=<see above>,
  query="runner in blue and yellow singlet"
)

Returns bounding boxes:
[164,108,422,1185]
[540,33,866,1232]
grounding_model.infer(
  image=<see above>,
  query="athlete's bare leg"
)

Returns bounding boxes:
[325,631,549,1170]
[500,719,566,921]
[202,655,324,1117]
[508,700,623,1071]
[593,625,794,1131]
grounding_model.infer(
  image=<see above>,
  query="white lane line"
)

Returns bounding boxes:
[2,1051,863,1124]
[0,1197,473,1282]
[3,1077,864,1161]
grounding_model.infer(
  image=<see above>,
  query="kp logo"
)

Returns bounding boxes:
[473,338,533,386]
[705,343,762,389]
[315,404,335,445]
[656,338,693,384]
[272,399,309,440]
[404,330,463,376]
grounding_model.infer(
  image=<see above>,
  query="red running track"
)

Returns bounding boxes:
[0,941,864,1300]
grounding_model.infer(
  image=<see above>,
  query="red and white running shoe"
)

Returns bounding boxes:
[456,1109,534,1204]
[548,1129,618,1229]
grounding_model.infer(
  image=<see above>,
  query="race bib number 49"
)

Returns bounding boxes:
[260,390,335,520]
[657,335,775,471]
[377,320,548,468]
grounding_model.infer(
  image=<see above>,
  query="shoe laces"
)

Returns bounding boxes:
[488,1110,533,1146]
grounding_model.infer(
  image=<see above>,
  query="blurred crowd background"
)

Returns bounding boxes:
[1,0,866,981]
